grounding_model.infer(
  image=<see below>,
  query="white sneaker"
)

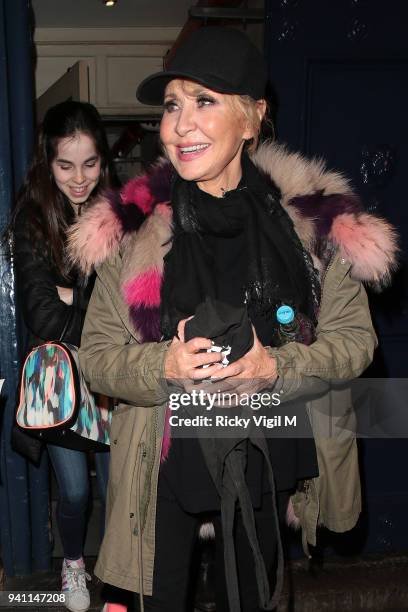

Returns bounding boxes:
[61,558,91,612]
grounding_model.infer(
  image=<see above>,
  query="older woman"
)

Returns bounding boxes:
[70,27,396,612]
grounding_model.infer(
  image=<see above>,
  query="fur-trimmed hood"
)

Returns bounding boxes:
[68,142,398,340]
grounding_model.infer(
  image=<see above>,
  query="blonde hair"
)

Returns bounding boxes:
[173,80,271,153]
[227,95,269,153]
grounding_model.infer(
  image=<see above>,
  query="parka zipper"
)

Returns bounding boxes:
[136,440,146,612]
[133,410,161,612]
[301,251,337,551]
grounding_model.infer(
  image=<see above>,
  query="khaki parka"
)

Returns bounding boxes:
[71,143,397,594]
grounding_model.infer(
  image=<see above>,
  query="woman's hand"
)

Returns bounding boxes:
[208,326,278,397]
[164,318,224,382]
[56,286,73,305]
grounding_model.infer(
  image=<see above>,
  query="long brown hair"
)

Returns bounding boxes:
[8,100,116,278]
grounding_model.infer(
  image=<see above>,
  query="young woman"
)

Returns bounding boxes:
[69,28,397,612]
[9,101,117,612]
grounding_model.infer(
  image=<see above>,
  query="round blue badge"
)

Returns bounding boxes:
[276,305,295,325]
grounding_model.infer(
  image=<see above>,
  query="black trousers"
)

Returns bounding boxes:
[127,489,289,612]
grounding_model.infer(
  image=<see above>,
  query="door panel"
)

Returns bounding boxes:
[265,0,408,553]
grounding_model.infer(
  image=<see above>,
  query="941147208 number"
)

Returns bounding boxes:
[0,592,66,607]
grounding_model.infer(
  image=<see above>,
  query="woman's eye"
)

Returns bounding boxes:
[85,161,97,168]
[164,100,178,113]
[59,165,72,171]
[197,96,215,108]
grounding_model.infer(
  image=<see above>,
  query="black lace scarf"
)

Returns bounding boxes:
[160,153,320,343]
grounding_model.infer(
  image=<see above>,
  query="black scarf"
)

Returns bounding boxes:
[160,154,319,342]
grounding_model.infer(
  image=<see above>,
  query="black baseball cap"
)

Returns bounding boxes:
[136,26,268,105]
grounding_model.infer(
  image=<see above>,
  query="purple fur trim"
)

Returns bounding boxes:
[148,162,172,204]
[107,188,146,234]
[129,305,161,342]
[290,192,363,237]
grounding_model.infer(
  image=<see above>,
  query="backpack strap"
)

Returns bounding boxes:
[58,306,74,342]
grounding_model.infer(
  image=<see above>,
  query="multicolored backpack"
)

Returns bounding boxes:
[16,342,111,451]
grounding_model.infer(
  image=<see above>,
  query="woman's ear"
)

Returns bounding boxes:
[242,98,268,143]
[256,99,267,122]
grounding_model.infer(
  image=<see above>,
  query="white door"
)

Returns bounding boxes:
[36,60,89,123]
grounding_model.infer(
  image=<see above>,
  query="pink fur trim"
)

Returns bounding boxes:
[122,269,161,307]
[67,198,122,276]
[160,406,172,463]
[286,498,300,529]
[121,176,154,214]
[155,202,172,219]
[120,203,172,290]
[330,213,399,287]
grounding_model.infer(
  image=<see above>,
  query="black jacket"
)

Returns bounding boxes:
[13,209,93,349]
[12,209,94,462]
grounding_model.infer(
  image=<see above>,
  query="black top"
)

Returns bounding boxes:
[13,209,94,351]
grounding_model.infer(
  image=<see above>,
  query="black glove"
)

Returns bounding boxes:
[184,297,254,364]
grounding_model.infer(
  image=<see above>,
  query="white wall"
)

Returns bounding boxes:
[34,27,181,116]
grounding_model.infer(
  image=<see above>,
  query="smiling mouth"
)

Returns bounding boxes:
[69,186,89,195]
[179,144,210,154]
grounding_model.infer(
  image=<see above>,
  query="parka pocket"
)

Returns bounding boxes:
[131,415,160,537]
[108,404,146,504]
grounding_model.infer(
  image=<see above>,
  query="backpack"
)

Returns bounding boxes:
[16,341,111,451]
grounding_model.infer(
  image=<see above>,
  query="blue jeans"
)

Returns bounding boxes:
[47,445,110,560]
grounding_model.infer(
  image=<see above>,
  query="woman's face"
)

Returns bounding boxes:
[51,132,101,206]
[160,80,253,196]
